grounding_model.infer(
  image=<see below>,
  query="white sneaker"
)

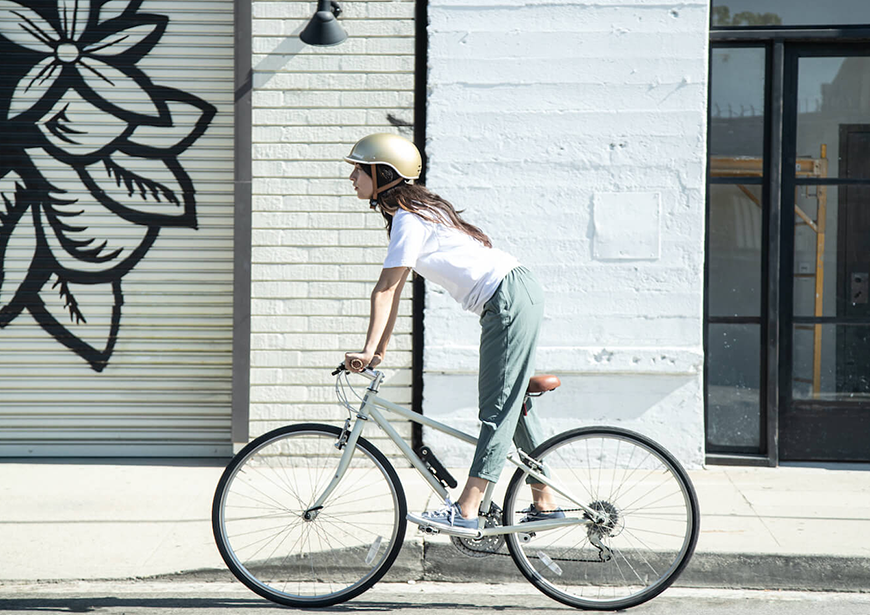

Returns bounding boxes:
[407,502,479,536]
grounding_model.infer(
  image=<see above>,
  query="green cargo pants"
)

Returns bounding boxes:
[470,266,546,482]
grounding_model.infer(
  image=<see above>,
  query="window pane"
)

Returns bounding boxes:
[712,1,870,27]
[707,324,762,452]
[794,185,870,317]
[709,48,765,159]
[797,57,870,180]
[708,184,762,317]
[793,324,870,400]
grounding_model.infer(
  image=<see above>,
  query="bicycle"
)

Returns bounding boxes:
[212,363,700,611]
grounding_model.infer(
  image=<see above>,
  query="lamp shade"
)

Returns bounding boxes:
[300,0,347,46]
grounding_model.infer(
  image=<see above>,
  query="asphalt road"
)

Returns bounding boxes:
[0,582,869,614]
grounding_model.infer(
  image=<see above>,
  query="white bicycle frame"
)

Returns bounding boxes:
[307,368,606,537]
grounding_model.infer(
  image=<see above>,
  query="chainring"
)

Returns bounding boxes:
[450,503,506,558]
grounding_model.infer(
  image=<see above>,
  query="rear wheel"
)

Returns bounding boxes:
[503,426,699,610]
[212,423,407,607]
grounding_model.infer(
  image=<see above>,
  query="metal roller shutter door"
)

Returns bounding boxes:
[0,0,235,456]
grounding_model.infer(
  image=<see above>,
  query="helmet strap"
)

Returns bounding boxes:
[368,164,404,208]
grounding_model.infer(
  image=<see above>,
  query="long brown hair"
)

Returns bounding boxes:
[364,164,492,248]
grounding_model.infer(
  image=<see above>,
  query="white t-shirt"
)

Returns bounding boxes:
[383,209,518,315]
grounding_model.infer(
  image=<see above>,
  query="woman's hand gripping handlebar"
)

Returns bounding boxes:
[342,352,383,373]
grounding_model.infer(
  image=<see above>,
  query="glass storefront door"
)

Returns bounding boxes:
[780,48,870,461]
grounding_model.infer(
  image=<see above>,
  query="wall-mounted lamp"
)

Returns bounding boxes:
[300,0,347,46]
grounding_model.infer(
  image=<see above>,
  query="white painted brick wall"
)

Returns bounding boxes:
[249,0,417,455]
[424,0,710,468]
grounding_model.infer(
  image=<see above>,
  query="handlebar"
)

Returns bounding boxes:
[332,362,378,380]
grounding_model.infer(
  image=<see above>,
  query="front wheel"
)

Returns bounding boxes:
[503,426,699,611]
[212,423,407,607]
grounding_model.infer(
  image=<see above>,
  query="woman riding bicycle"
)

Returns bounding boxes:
[343,133,562,530]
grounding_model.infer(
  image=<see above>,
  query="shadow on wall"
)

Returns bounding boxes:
[253,26,306,88]
[424,373,695,422]
[422,372,703,467]
[537,373,697,422]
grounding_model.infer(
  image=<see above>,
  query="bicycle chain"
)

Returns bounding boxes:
[451,509,611,563]
[457,542,610,564]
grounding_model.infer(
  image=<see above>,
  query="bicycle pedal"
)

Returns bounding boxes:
[406,513,482,539]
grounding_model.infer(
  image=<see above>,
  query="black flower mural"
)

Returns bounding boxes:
[0,0,216,371]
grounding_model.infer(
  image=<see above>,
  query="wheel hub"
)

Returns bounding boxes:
[302,506,322,521]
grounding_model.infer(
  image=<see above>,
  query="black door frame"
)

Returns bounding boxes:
[707,27,870,466]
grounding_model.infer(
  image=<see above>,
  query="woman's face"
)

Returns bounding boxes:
[349,164,373,200]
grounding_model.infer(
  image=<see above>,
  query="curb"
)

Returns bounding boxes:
[678,552,870,593]
[417,543,870,593]
[138,542,870,594]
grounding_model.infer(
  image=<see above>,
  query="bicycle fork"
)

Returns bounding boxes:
[303,415,369,520]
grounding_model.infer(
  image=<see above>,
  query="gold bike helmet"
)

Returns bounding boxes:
[345,133,422,205]
[344,133,422,179]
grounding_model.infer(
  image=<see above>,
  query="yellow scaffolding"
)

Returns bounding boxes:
[710,145,829,395]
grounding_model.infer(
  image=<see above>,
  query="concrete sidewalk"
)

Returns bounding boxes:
[0,460,868,591]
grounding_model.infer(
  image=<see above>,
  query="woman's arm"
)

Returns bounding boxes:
[346,267,410,371]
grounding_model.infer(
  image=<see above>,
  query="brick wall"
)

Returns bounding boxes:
[248,0,417,455]
[422,0,710,468]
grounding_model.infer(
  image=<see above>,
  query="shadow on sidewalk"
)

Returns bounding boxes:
[0,596,553,613]
[0,458,230,467]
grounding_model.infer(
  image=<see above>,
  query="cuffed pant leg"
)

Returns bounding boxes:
[514,397,551,484]
[513,397,547,455]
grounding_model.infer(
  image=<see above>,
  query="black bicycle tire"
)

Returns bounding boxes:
[503,426,700,611]
[212,423,408,608]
